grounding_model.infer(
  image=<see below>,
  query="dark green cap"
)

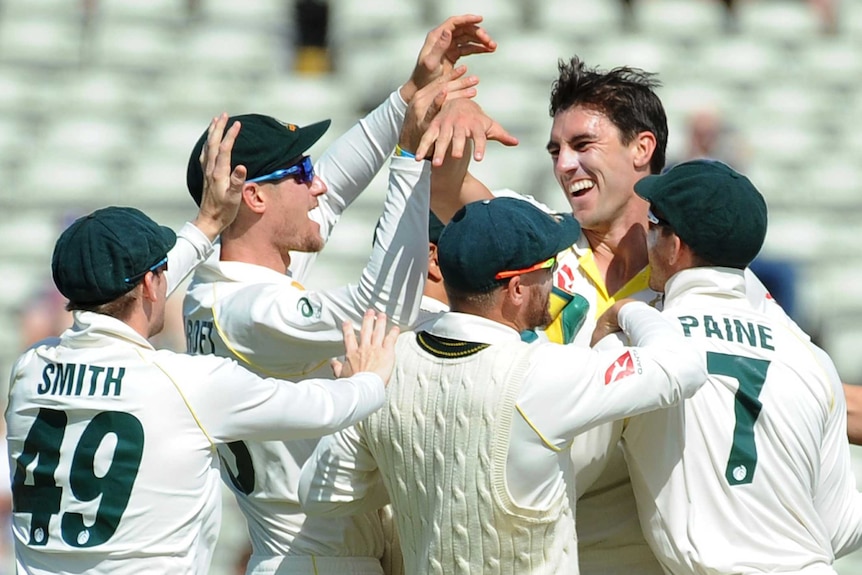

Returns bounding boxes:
[428,210,445,245]
[438,197,581,293]
[186,114,331,206]
[52,207,177,305]
[635,159,767,268]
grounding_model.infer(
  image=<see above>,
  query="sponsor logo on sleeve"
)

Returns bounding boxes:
[604,350,642,385]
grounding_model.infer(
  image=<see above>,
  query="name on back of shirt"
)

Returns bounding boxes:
[38,363,125,397]
[677,314,774,351]
[186,319,216,355]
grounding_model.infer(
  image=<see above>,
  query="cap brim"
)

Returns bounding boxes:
[550,213,582,256]
[159,225,178,254]
[633,173,663,202]
[290,119,331,160]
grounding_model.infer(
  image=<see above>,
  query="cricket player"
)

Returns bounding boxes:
[6,204,398,575]
[298,197,707,574]
[182,15,517,575]
[616,159,862,573]
[421,56,814,574]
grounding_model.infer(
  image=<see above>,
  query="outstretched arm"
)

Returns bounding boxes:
[296,15,497,278]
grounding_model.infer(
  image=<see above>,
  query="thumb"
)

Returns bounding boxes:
[426,28,452,66]
[488,123,519,147]
[330,357,343,378]
[230,165,247,188]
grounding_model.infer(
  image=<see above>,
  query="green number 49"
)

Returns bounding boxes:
[12,408,144,547]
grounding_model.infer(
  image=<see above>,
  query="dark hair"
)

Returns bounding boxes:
[656,224,742,270]
[67,289,138,319]
[550,57,668,174]
[443,282,502,311]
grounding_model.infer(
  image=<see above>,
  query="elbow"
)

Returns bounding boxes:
[681,365,709,400]
[673,352,709,401]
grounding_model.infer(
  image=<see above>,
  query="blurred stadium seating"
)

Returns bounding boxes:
[0,0,860,572]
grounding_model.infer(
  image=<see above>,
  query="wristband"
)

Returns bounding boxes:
[394,144,415,159]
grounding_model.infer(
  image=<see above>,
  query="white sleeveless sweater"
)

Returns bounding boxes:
[358,332,576,574]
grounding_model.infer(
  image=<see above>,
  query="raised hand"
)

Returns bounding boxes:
[415,98,519,167]
[332,310,400,386]
[402,14,496,102]
[399,65,480,156]
[193,113,247,241]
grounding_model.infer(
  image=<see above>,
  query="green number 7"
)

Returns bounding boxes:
[706,352,771,486]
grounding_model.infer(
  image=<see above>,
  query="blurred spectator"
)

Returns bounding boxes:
[619,0,737,33]
[667,105,749,171]
[620,0,839,35]
[17,285,72,349]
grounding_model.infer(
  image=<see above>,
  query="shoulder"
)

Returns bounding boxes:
[150,348,242,381]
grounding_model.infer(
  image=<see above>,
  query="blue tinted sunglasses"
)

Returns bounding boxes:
[247,156,315,185]
[124,256,168,285]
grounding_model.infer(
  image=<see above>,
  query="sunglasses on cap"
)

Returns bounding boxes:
[494,256,556,281]
[123,256,169,285]
[247,156,315,185]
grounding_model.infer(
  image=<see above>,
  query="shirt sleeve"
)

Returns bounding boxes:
[160,354,386,443]
[298,426,391,518]
[517,302,707,450]
[304,156,430,330]
[290,89,408,282]
[165,222,215,296]
[809,343,862,557]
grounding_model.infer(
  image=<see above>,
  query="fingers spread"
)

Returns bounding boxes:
[342,319,357,356]
[359,309,376,348]
[371,312,388,347]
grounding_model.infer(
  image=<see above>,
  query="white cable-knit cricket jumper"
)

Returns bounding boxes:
[358,333,576,575]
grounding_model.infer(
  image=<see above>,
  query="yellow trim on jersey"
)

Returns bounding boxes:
[545,248,652,345]
[516,404,564,452]
[144,351,217,450]
[311,555,319,575]
[210,282,330,378]
[577,248,652,318]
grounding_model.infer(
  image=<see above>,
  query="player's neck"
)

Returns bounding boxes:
[583,221,649,295]
[220,238,291,274]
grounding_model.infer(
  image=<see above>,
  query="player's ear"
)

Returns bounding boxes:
[669,234,686,267]
[428,244,443,282]
[141,272,160,302]
[242,182,267,214]
[503,275,526,306]
[632,130,656,171]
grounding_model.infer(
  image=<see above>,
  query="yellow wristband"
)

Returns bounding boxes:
[394,144,415,159]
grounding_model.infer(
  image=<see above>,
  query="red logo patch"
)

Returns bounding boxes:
[605,351,636,385]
